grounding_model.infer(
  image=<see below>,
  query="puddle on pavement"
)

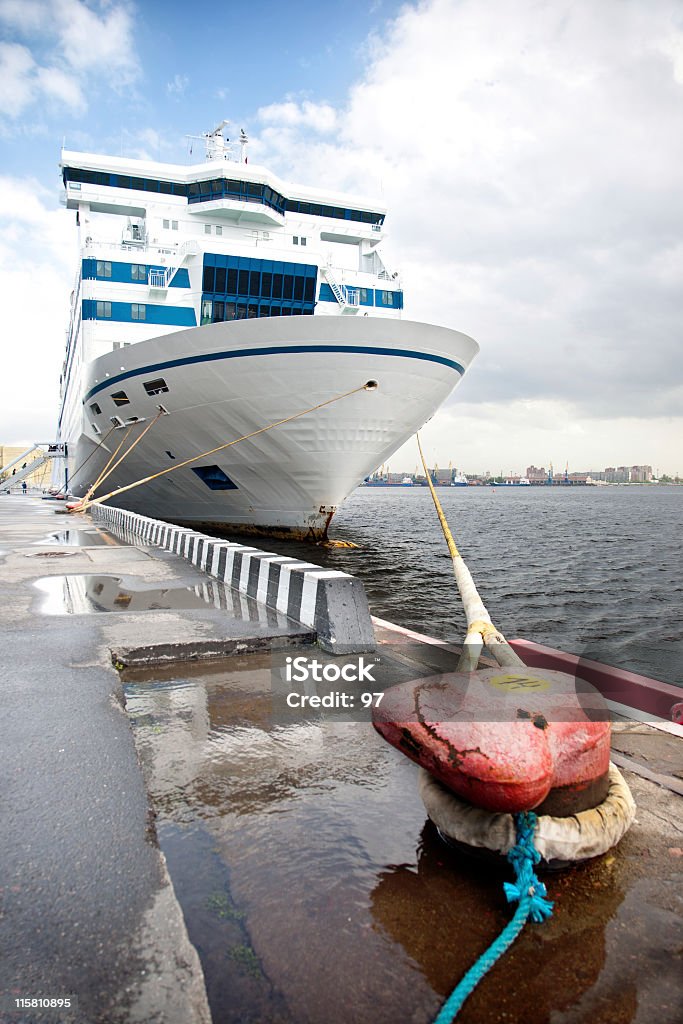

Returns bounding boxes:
[34,574,230,615]
[122,654,682,1024]
[35,528,123,547]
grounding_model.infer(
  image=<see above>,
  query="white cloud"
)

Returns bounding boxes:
[0,0,45,31]
[35,64,85,112]
[167,73,189,96]
[0,178,74,442]
[258,99,338,133]
[0,0,139,123]
[0,42,36,117]
[53,0,138,84]
[0,41,86,118]
[254,0,683,472]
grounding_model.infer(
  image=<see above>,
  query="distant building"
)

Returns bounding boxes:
[526,465,547,482]
[605,466,630,483]
[630,465,653,483]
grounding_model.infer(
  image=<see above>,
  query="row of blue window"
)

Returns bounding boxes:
[201,300,314,323]
[63,166,384,226]
[202,254,317,305]
[188,178,285,215]
[82,259,190,288]
[82,300,196,327]
[318,283,403,309]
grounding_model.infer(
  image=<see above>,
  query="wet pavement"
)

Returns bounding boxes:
[0,496,315,1024]
[1,496,682,1024]
[123,648,683,1024]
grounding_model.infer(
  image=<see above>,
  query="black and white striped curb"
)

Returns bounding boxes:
[91,504,375,654]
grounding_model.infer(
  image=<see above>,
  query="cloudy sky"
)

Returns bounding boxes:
[1,0,681,474]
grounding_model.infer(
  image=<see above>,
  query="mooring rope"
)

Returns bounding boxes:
[69,409,166,512]
[416,433,524,671]
[433,811,553,1023]
[415,436,553,1019]
[72,422,135,510]
[76,381,376,513]
[67,423,118,482]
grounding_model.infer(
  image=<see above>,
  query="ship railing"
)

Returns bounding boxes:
[147,239,199,292]
[149,269,168,289]
[321,262,361,316]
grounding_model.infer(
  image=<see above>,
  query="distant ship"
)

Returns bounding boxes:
[450,472,469,486]
[55,120,479,538]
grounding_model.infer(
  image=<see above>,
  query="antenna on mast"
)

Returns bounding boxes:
[184,120,248,163]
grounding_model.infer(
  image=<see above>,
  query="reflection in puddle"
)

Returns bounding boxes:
[34,574,229,614]
[122,657,681,1024]
[36,528,122,547]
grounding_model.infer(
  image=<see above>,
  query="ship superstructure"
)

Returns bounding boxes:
[56,122,478,538]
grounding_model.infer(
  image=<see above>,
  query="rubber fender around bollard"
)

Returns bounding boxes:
[419,763,636,865]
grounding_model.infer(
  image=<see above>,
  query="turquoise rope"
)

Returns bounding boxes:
[433,811,554,1024]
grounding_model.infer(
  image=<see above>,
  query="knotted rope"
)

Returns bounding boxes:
[433,811,553,1024]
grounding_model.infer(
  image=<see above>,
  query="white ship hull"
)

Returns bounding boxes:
[62,316,478,538]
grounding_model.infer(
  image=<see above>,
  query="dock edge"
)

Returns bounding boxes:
[90,503,376,655]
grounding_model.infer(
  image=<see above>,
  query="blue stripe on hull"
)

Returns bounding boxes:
[84,344,465,401]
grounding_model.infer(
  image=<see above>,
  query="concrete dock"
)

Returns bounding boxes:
[1,496,681,1024]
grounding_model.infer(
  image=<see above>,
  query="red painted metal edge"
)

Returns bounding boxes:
[510,638,682,722]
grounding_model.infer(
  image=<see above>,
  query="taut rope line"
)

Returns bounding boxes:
[70,409,166,512]
[415,436,553,1022]
[77,382,376,513]
[416,433,524,672]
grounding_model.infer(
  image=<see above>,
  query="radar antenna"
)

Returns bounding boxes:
[185,120,248,163]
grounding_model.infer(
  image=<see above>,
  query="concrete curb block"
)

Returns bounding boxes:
[91,504,375,654]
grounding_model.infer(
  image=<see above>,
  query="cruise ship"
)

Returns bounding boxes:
[55,122,479,539]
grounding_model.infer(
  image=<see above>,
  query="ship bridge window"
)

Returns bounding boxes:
[90,402,102,415]
[143,378,169,396]
[191,465,238,491]
[111,391,130,407]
